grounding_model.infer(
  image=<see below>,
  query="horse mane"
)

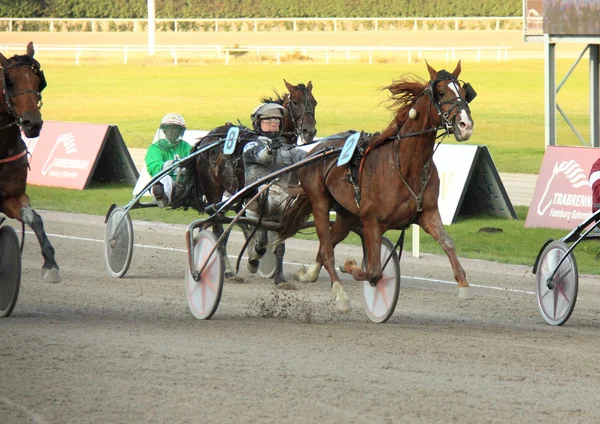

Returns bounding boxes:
[371,74,428,147]
[259,82,308,106]
[260,90,285,106]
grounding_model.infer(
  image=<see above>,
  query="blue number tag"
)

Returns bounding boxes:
[337,132,360,167]
[223,126,239,155]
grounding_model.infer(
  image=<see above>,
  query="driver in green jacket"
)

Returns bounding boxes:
[145,112,192,207]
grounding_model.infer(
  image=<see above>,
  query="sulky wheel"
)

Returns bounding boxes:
[536,240,578,326]
[258,231,277,279]
[361,236,400,323]
[0,226,21,317]
[185,230,224,320]
[104,207,134,278]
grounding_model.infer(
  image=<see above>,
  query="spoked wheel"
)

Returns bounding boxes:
[360,236,400,323]
[104,207,134,278]
[258,231,276,279]
[0,226,21,317]
[185,230,224,320]
[536,240,578,326]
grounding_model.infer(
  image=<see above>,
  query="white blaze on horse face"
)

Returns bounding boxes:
[449,81,473,140]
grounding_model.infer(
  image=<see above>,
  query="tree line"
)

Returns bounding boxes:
[4,0,521,19]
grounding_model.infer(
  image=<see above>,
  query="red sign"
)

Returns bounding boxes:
[23,121,110,190]
[525,146,598,229]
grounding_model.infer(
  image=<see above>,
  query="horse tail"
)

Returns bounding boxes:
[277,193,313,242]
[171,159,206,213]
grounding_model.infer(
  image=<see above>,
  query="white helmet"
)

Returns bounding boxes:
[161,112,186,128]
[158,112,186,148]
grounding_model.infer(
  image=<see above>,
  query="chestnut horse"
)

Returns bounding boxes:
[0,43,60,283]
[174,79,317,281]
[278,61,476,312]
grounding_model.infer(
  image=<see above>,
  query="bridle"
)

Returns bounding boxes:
[0,56,46,131]
[284,85,316,139]
[396,70,477,139]
[428,70,475,135]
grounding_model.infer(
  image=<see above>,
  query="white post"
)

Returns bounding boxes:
[172,46,177,66]
[147,0,155,56]
[412,224,420,258]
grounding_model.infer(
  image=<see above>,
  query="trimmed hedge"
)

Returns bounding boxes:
[1,0,522,19]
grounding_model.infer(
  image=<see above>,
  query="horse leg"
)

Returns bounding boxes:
[341,220,383,286]
[273,241,286,285]
[294,209,356,284]
[3,196,61,283]
[246,229,268,274]
[312,202,351,313]
[212,222,235,278]
[418,209,473,299]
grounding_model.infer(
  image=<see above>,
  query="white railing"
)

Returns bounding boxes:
[0,44,511,66]
[0,16,523,32]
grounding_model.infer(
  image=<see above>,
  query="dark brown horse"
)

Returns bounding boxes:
[174,79,317,281]
[278,61,475,312]
[0,42,60,283]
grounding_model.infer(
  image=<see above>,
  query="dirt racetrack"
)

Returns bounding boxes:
[2,210,600,423]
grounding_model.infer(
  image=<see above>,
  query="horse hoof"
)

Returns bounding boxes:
[43,268,61,284]
[276,282,296,291]
[458,286,474,300]
[336,296,351,313]
[332,281,351,313]
[293,266,306,282]
[340,259,356,274]
[247,260,258,274]
[226,275,245,284]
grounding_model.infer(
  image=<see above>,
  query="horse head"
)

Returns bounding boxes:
[283,79,317,144]
[0,42,46,138]
[425,60,475,142]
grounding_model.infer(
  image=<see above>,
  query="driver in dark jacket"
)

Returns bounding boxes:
[242,102,307,276]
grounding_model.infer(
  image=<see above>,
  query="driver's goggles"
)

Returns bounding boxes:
[261,118,281,125]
